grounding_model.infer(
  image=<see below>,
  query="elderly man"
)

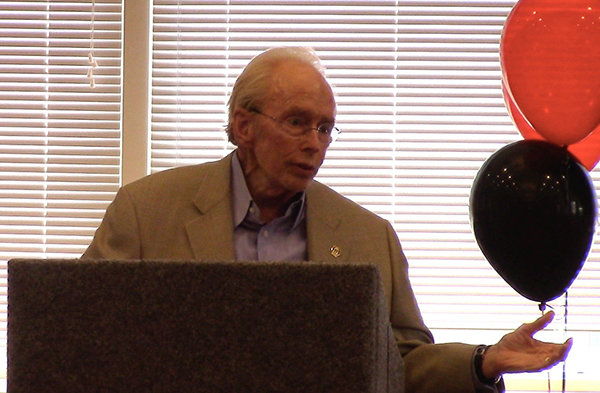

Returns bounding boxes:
[83,47,571,392]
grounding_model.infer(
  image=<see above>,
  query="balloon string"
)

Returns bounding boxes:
[538,302,551,393]
[541,292,568,393]
[562,292,568,393]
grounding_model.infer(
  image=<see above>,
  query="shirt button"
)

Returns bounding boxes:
[249,207,255,214]
[263,231,269,237]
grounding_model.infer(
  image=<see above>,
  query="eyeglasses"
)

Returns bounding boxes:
[250,108,341,144]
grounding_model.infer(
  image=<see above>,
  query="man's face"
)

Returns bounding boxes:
[238,60,336,201]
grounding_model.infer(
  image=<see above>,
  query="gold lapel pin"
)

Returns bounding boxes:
[330,246,341,258]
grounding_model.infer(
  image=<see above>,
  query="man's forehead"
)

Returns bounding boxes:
[269,64,333,101]
[271,60,328,86]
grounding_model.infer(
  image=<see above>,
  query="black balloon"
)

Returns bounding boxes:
[470,140,597,303]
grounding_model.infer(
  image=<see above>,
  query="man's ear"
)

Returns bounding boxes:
[232,107,254,148]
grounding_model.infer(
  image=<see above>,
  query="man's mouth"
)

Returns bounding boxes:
[294,162,317,176]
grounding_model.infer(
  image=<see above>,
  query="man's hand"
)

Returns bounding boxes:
[481,311,573,380]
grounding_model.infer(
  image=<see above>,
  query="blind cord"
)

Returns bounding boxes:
[88,0,98,88]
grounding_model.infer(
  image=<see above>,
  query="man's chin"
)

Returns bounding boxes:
[287,176,314,193]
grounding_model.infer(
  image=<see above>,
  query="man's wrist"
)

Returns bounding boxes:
[474,345,501,385]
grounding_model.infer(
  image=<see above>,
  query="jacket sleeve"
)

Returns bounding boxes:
[385,223,504,393]
[82,187,142,260]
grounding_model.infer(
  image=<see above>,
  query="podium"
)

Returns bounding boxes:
[8,259,404,392]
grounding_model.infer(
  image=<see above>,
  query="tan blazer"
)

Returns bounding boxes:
[83,152,500,393]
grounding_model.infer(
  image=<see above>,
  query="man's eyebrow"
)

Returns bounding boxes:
[282,107,335,123]
[281,106,312,116]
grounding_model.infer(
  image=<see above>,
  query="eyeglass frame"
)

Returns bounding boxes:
[249,108,341,144]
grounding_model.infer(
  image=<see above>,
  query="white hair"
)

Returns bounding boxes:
[225,47,326,145]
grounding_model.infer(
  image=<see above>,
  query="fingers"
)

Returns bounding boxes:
[560,337,574,360]
[543,337,573,366]
[542,338,573,370]
[492,313,574,375]
[520,311,555,335]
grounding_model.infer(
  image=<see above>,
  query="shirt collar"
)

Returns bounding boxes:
[231,151,307,230]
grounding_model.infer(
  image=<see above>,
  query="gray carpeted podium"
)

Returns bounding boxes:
[8,259,404,392]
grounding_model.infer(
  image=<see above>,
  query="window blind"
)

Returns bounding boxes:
[151,1,599,389]
[0,0,123,387]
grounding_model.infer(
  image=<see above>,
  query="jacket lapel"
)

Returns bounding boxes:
[306,182,352,264]
[185,153,236,261]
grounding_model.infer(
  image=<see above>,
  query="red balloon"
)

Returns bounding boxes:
[501,0,600,146]
[503,80,600,171]
[569,125,600,171]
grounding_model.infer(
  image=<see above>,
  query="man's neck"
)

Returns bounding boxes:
[253,192,303,224]
[236,150,300,223]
